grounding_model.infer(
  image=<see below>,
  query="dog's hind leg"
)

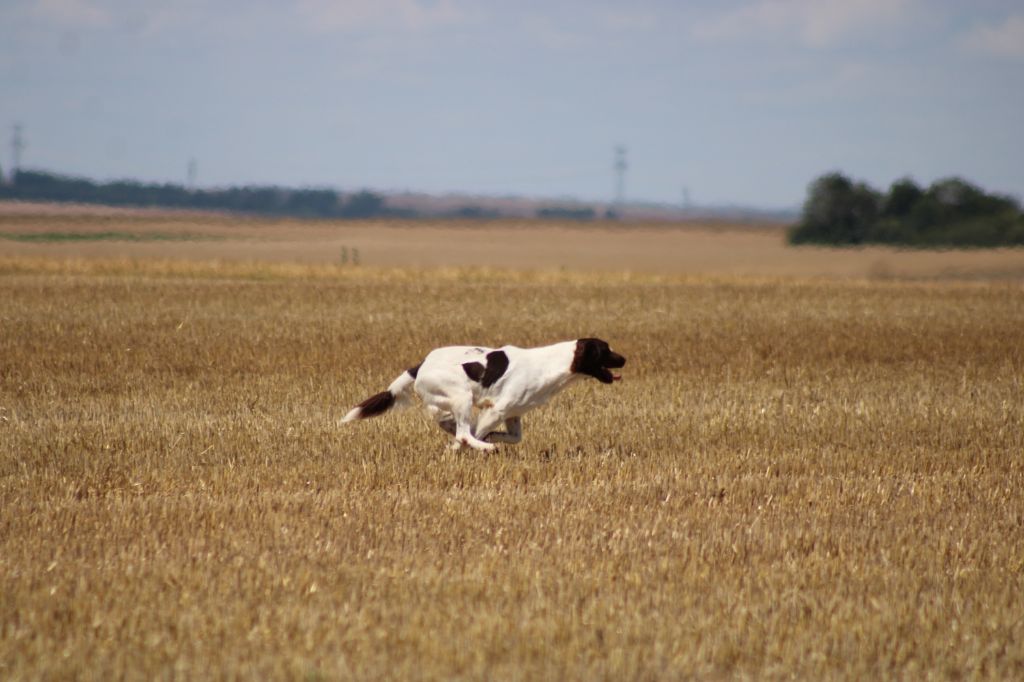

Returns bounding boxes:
[424,404,457,438]
[451,394,496,451]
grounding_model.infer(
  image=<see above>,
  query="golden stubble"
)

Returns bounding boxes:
[4,210,1024,280]
[1,258,1022,680]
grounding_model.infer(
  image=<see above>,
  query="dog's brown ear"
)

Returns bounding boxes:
[572,338,622,383]
[571,338,601,377]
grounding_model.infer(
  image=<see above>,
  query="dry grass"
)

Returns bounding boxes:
[4,205,1024,280]
[1,255,1022,680]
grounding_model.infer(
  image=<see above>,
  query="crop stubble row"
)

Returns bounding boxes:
[1,259,1022,679]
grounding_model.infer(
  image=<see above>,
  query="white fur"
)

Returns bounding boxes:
[343,340,600,451]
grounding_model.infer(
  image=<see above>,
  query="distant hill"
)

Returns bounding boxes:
[384,191,796,222]
[0,168,795,223]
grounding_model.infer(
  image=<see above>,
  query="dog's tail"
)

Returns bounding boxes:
[341,364,420,423]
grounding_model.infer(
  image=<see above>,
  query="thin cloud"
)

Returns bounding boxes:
[296,0,468,33]
[30,0,111,28]
[693,0,917,49]
[960,14,1024,59]
[598,9,658,32]
[523,15,590,51]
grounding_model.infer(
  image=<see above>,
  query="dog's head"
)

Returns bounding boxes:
[571,338,626,384]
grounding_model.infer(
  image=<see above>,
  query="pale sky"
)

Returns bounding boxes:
[1,0,1022,209]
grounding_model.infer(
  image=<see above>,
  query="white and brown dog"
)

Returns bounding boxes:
[342,338,626,451]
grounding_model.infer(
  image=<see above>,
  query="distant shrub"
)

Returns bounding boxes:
[536,206,596,221]
[452,205,501,219]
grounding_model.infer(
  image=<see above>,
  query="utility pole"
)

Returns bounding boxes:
[11,124,25,183]
[613,145,627,212]
[187,158,198,190]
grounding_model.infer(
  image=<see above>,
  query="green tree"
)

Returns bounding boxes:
[881,177,923,218]
[790,172,1024,247]
[924,177,1017,223]
[789,172,880,245]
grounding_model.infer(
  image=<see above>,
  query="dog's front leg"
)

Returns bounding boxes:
[471,405,507,444]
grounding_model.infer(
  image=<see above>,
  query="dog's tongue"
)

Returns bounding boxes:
[612,373,622,381]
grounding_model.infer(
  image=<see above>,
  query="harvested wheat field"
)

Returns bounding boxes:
[4,203,1024,279]
[1,211,1024,679]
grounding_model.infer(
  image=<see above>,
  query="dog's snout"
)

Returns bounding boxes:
[607,352,626,368]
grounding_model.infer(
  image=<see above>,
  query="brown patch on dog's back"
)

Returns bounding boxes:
[464,351,509,387]
[481,350,509,388]
[463,362,485,382]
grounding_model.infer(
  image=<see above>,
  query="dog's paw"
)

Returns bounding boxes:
[459,436,496,452]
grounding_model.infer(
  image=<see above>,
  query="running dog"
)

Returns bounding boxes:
[342,338,626,451]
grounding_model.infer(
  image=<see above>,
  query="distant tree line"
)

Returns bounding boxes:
[536,206,597,220]
[789,172,1024,247]
[0,169,394,219]
[1,168,640,222]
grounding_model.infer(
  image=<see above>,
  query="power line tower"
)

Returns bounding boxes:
[187,157,198,190]
[11,124,25,182]
[613,145,627,211]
